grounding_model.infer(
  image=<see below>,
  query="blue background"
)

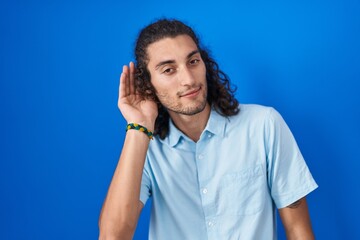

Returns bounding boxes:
[1,0,359,239]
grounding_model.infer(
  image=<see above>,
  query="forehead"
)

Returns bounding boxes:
[146,35,198,65]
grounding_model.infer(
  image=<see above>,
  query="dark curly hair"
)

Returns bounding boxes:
[134,19,239,139]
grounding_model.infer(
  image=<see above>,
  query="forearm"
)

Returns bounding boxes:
[279,198,315,240]
[284,213,314,240]
[285,227,314,240]
[99,130,150,239]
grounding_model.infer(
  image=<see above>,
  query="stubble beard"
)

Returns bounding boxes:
[157,85,208,116]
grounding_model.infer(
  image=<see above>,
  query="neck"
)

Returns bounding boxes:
[168,103,211,142]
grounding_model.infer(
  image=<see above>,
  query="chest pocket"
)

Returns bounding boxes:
[216,164,266,216]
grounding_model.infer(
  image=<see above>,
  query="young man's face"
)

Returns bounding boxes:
[146,34,208,116]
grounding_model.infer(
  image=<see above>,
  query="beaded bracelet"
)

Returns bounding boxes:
[126,123,154,140]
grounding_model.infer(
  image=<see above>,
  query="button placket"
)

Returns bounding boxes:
[207,220,215,228]
[196,134,217,234]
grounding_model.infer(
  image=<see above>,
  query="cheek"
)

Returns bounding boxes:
[151,74,173,87]
[152,83,170,98]
[155,91,168,99]
[198,64,207,80]
[152,76,179,94]
[156,88,177,100]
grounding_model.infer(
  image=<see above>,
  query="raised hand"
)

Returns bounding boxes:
[118,62,158,131]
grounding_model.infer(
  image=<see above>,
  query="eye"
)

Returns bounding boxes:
[162,68,175,74]
[189,59,200,65]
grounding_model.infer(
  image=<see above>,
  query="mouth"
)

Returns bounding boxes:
[180,87,201,98]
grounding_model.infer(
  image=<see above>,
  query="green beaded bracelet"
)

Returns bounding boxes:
[126,123,154,140]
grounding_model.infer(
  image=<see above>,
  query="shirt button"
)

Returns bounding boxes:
[208,221,214,227]
[202,188,208,194]
[198,154,204,159]
[207,134,212,138]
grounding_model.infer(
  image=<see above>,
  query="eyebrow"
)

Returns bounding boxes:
[154,50,200,70]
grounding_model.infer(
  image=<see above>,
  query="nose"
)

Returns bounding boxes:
[179,66,196,86]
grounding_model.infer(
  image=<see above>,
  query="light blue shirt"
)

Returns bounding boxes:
[140,104,318,240]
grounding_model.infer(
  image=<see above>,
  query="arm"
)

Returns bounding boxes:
[278,197,315,240]
[99,62,158,240]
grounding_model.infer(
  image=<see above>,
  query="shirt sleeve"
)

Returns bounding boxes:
[265,107,318,209]
[139,156,152,205]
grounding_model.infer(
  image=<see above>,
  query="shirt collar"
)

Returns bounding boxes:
[161,108,227,147]
[166,119,183,147]
[204,108,227,138]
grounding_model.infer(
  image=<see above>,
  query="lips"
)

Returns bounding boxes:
[180,87,201,97]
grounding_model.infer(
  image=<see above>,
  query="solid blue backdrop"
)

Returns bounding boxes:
[1,0,359,239]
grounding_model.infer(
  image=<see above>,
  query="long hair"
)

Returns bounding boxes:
[134,19,239,139]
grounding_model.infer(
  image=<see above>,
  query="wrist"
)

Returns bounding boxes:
[126,123,154,140]
[127,120,155,132]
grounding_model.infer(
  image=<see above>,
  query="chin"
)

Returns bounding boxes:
[179,100,208,116]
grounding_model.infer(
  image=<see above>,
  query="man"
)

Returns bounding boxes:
[99,19,318,240]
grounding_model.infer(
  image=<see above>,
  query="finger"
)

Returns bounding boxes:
[119,65,129,99]
[122,65,130,96]
[129,61,135,94]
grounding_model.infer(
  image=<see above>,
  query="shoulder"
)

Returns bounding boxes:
[224,104,287,134]
[239,104,272,115]
[229,104,276,123]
